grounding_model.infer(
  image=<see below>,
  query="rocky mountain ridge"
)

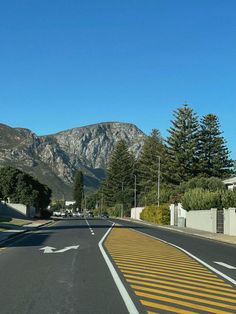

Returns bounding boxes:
[0,122,145,198]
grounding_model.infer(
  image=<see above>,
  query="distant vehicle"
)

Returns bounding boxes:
[87,211,94,218]
[100,212,109,219]
[53,211,61,217]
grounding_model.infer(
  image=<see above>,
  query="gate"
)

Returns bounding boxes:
[174,205,178,226]
[217,210,224,233]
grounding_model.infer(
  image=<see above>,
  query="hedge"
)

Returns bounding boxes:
[140,204,170,225]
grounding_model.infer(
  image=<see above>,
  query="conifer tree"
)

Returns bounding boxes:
[137,129,167,201]
[73,170,84,210]
[103,140,135,210]
[166,104,199,184]
[197,114,232,178]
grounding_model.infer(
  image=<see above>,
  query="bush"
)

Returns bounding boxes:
[181,188,223,211]
[221,190,236,208]
[140,204,170,225]
[40,209,52,219]
[179,177,225,193]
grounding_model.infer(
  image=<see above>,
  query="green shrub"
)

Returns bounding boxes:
[179,177,225,193]
[181,188,223,211]
[140,204,170,225]
[221,190,236,208]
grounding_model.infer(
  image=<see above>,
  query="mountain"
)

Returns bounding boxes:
[0,122,145,199]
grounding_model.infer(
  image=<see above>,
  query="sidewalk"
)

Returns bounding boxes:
[121,218,236,245]
[0,219,53,245]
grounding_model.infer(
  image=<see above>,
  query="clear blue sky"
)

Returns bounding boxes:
[1,0,235,158]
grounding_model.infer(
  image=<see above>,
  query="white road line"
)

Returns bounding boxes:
[85,218,95,236]
[134,229,236,287]
[99,224,139,314]
[214,262,236,269]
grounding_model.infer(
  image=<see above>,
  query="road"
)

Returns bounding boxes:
[0,217,235,314]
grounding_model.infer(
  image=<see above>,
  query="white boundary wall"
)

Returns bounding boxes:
[130,207,144,220]
[186,208,217,233]
[224,208,236,236]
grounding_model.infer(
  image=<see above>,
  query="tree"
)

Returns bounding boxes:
[197,114,233,178]
[166,104,199,184]
[73,170,84,210]
[103,140,135,212]
[137,129,167,204]
[0,166,51,209]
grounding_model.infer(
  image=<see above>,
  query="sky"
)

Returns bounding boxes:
[0,0,236,158]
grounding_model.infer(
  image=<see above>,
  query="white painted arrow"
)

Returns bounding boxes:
[39,245,79,254]
[54,245,80,253]
[39,246,56,254]
[214,261,236,269]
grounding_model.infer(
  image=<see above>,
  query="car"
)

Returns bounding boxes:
[100,212,109,219]
[53,211,61,217]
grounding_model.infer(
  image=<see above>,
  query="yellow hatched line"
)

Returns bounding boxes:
[142,300,198,314]
[115,262,222,282]
[121,269,232,289]
[110,254,210,271]
[105,225,236,314]
[111,256,217,276]
[109,251,203,265]
[127,279,236,303]
[131,285,236,310]
[118,264,225,284]
[136,291,234,314]
[125,274,236,297]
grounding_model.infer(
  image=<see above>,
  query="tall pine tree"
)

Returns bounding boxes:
[137,129,167,197]
[103,140,135,210]
[197,114,232,178]
[166,104,199,184]
[73,170,84,210]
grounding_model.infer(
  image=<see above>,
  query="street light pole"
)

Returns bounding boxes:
[157,156,161,207]
[134,174,137,208]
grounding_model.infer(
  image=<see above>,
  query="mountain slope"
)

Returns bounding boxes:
[0,122,145,199]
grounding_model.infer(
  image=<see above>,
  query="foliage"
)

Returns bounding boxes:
[138,185,173,206]
[166,104,199,184]
[181,188,223,211]
[179,177,225,193]
[0,166,51,209]
[102,140,135,210]
[40,209,52,219]
[221,190,236,209]
[197,114,233,178]
[73,170,84,209]
[140,204,170,225]
[137,129,167,198]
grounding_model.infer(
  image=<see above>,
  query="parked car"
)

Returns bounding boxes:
[100,212,109,219]
[53,211,61,217]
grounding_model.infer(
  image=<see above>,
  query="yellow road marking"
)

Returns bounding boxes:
[115,262,222,282]
[132,285,236,310]
[125,275,236,297]
[111,255,217,276]
[121,269,232,289]
[105,225,236,314]
[137,291,234,314]
[141,300,198,314]
[127,279,236,303]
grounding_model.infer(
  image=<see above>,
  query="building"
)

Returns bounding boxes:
[223,177,236,190]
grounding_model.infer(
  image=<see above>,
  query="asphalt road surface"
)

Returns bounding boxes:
[0,218,235,314]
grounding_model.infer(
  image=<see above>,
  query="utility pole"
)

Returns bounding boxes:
[121,182,124,218]
[134,174,137,208]
[157,156,161,207]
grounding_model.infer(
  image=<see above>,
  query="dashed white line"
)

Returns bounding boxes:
[85,218,95,236]
[214,261,236,269]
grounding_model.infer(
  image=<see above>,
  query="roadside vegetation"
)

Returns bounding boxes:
[0,166,52,218]
[93,104,234,223]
